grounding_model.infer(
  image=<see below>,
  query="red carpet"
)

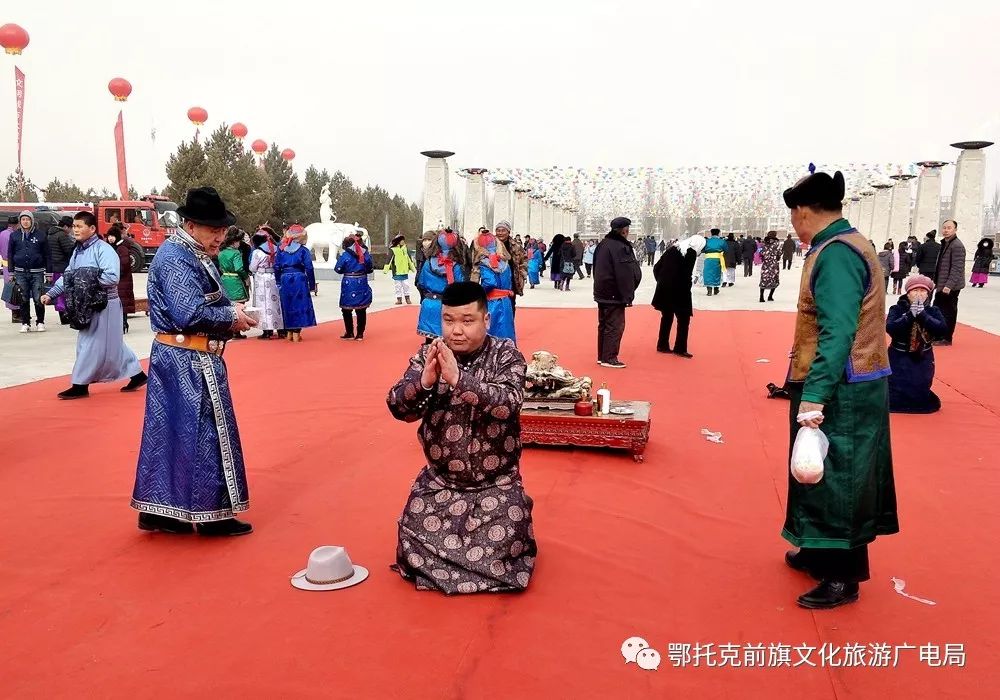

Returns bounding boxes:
[2,307,998,698]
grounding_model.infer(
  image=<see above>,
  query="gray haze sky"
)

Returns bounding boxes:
[4,0,1000,204]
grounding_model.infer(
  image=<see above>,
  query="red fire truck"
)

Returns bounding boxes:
[0,195,179,271]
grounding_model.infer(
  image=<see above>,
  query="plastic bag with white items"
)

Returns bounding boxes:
[790,411,828,484]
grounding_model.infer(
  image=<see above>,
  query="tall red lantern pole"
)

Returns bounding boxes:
[1,24,30,201]
[108,78,132,199]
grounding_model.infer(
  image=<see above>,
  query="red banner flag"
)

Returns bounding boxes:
[14,66,24,170]
[114,110,129,199]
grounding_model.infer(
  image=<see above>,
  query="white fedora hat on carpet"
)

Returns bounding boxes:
[290,546,369,591]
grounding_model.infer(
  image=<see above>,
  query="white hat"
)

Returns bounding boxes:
[290,546,369,591]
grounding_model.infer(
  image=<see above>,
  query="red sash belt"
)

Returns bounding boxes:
[487,289,513,300]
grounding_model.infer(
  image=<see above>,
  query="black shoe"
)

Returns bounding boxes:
[57,384,89,400]
[674,351,693,358]
[797,580,859,609]
[354,334,364,340]
[656,347,672,354]
[601,360,627,369]
[138,512,194,534]
[340,333,354,339]
[121,371,148,392]
[196,518,254,536]
[784,549,817,578]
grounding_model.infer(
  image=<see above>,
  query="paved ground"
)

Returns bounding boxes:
[2,256,997,388]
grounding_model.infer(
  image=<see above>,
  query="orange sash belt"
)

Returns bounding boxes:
[487,289,513,300]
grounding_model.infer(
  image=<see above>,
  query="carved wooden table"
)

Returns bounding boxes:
[519,401,651,462]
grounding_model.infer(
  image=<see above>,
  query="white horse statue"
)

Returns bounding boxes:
[305,184,371,267]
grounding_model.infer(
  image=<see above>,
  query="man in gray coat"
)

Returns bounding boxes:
[931,219,966,345]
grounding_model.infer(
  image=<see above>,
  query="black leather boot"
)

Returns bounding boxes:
[138,512,194,534]
[797,580,860,609]
[121,371,148,392]
[57,384,90,400]
[196,519,253,536]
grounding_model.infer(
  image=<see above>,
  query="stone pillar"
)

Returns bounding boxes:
[567,209,576,235]
[420,150,454,232]
[512,186,531,237]
[887,174,915,243]
[870,183,894,248]
[858,191,875,239]
[847,197,861,226]
[912,161,947,239]
[542,201,554,240]
[492,179,512,229]
[949,141,993,240]
[461,168,488,239]
[529,195,544,238]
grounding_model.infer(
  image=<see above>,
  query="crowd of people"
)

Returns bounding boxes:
[2,173,998,612]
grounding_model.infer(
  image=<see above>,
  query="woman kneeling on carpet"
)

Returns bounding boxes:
[886,275,947,414]
[334,234,374,340]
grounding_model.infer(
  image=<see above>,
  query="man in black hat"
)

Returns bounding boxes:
[780,170,897,609]
[131,187,259,537]
[592,217,641,368]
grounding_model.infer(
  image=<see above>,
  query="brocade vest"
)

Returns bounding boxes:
[789,230,890,383]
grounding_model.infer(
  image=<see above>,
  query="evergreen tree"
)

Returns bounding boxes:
[164,139,208,203]
[201,125,273,230]
[127,186,140,200]
[262,145,308,228]
[1,171,38,202]
[41,178,88,202]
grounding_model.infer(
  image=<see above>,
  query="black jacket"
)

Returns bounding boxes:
[592,231,641,305]
[723,238,740,267]
[781,237,797,257]
[651,247,696,316]
[915,239,940,277]
[740,237,757,260]
[8,227,50,272]
[47,226,76,274]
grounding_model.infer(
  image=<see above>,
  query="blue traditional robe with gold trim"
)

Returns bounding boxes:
[131,232,249,522]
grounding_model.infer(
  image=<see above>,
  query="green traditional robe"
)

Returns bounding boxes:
[218,248,249,303]
[783,218,899,549]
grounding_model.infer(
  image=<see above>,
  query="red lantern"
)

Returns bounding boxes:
[281,148,295,162]
[0,24,29,55]
[108,77,132,102]
[251,139,267,155]
[187,106,208,126]
[231,122,248,140]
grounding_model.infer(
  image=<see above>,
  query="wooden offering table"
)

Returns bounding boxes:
[519,401,652,462]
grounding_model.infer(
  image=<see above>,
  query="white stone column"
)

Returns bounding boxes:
[870,183,893,248]
[420,150,454,232]
[566,209,576,235]
[846,197,861,226]
[949,141,993,241]
[858,191,875,238]
[512,186,531,237]
[887,174,915,243]
[461,168,488,239]
[542,201,554,240]
[912,160,948,239]
[529,195,544,238]
[492,179,512,229]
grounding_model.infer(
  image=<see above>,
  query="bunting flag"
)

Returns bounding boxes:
[114,110,129,199]
[14,66,25,201]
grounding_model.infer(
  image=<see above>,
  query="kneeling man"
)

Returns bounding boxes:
[387,281,537,594]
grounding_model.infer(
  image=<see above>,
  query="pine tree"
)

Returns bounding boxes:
[201,125,273,230]
[1,171,38,202]
[41,178,88,203]
[164,139,208,203]
[262,145,308,228]
[127,186,140,200]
